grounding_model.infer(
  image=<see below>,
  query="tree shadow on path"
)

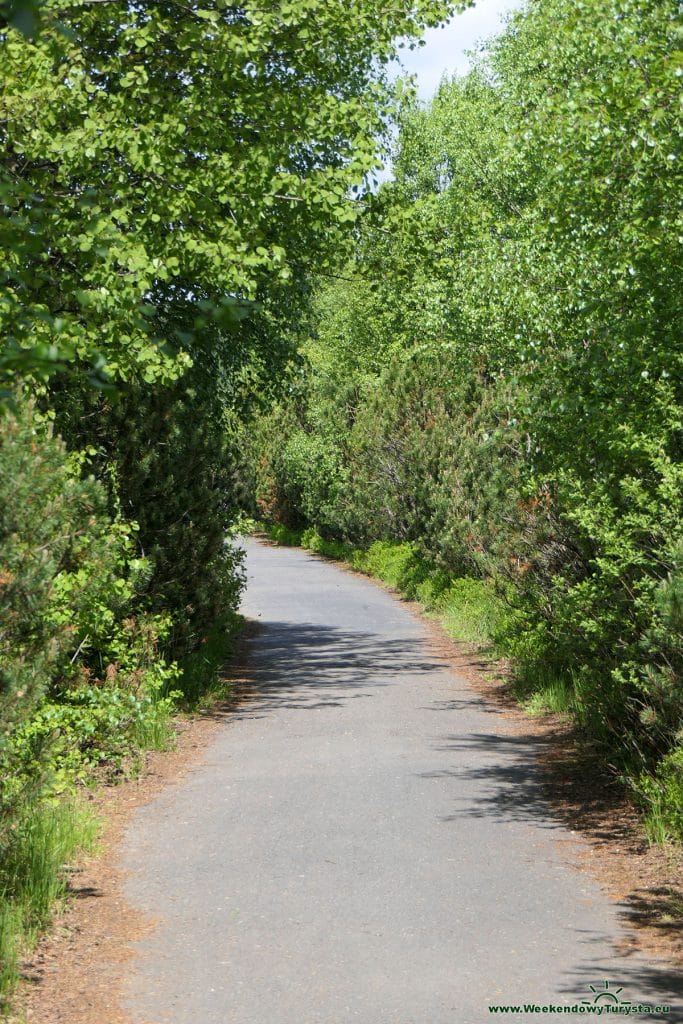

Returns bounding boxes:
[218,618,450,718]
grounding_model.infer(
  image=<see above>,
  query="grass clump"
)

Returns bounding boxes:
[0,796,99,1009]
[636,747,683,846]
[439,578,506,646]
[266,522,305,547]
[520,679,576,717]
[265,523,359,563]
[301,527,357,562]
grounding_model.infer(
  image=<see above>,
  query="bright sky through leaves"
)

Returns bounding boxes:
[376,0,524,181]
[399,0,525,99]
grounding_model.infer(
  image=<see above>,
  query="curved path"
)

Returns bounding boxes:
[122,540,681,1023]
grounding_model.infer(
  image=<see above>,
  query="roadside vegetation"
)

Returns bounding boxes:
[0,0,452,1007]
[248,0,683,846]
[1,0,680,1007]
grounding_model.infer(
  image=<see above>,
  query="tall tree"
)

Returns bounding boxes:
[1,0,455,388]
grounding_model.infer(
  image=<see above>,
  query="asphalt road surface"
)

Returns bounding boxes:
[122,539,682,1024]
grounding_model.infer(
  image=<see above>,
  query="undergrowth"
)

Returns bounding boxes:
[0,608,245,1014]
[0,796,99,1009]
[177,612,244,709]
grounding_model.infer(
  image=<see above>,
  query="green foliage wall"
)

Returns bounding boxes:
[49,355,247,658]
[251,0,683,829]
[1,0,467,996]
[0,399,178,820]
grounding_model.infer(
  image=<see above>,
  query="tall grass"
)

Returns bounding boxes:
[439,578,505,646]
[129,687,181,754]
[0,796,99,1009]
[636,748,683,846]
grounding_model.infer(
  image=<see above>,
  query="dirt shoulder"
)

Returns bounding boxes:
[11,582,682,1024]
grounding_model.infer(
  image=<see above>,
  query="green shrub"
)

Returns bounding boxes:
[300,527,354,561]
[50,366,246,661]
[268,522,305,546]
[636,747,683,846]
[0,401,94,750]
[177,611,244,708]
[0,396,179,822]
[0,398,186,1007]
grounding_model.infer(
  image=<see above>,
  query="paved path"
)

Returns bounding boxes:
[122,540,681,1023]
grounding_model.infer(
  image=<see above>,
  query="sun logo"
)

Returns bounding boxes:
[582,981,631,1008]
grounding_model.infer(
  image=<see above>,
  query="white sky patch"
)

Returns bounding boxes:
[374,0,525,182]
[398,0,526,100]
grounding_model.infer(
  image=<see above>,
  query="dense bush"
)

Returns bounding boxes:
[49,359,246,662]
[0,398,181,1001]
[0,399,179,820]
[253,411,348,535]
